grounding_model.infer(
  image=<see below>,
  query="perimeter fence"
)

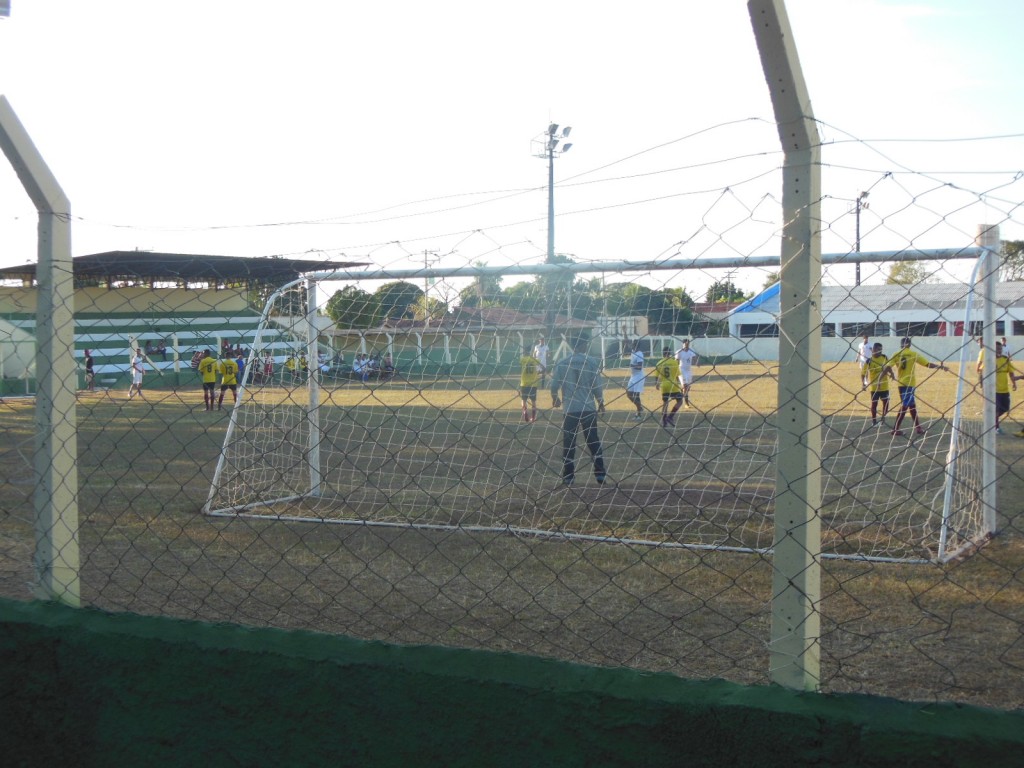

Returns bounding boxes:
[3,196,1024,710]
[3,80,1024,707]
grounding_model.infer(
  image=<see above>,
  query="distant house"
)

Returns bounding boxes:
[728,282,1024,340]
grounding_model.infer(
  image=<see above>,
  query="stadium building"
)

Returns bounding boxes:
[0,251,363,393]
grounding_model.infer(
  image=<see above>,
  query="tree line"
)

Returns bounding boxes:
[325,261,749,335]
[320,241,1024,330]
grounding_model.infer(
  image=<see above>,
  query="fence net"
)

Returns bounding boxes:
[1,120,1023,710]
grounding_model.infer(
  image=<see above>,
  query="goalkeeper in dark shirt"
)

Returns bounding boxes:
[550,334,606,487]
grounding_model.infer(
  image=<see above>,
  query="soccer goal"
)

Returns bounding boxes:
[204,254,995,564]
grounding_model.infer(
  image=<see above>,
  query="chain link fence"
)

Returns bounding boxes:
[2,48,1024,707]
[3,234,1023,709]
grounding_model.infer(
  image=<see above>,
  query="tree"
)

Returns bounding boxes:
[458,262,504,308]
[561,276,605,321]
[706,280,747,304]
[885,261,930,286]
[372,281,423,325]
[762,271,780,290]
[1001,240,1024,282]
[600,282,638,318]
[326,285,375,328]
[539,253,576,324]
[412,294,449,324]
[501,280,543,314]
[664,287,696,335]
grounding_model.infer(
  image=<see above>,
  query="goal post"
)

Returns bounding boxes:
[204,249,993,565]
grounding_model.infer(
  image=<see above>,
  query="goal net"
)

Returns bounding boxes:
[205,255,992,564]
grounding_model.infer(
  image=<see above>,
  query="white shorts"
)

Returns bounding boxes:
[679,371,693,385]
[133,372,143,385]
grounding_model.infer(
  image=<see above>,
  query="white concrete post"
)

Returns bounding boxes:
[977,224,1000,535]
[750,0,822,691]
[0,95,80,606]
[306,279,322,497]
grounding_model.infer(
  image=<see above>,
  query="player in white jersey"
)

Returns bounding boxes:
[625,341,646,420]
[532,335,549,387]
[674,338,699,408]
[857,333,872,386]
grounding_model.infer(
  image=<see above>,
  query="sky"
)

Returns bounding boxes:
[1,0,1022,301]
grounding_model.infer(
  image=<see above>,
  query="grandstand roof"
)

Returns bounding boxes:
[0,251,367,287]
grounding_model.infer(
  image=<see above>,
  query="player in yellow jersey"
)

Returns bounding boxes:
[217,354,240,410]
[519,344,542,423]
[861,342,895,427]
[977,341,1019,434]
[885,337,948,437]
[654,346,683,428]
[198,349,218,411]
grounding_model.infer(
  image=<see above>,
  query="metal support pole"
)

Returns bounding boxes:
[546,144,555,264]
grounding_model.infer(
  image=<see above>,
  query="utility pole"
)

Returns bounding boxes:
[421,249,439,328]
[854,191,869,286]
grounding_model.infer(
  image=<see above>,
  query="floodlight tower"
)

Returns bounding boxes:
[534,123,573,264]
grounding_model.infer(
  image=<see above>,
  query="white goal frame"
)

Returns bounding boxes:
[204,247,994,565]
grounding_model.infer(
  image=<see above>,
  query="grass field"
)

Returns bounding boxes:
[1,361,1023,709]
[212,361,993,560]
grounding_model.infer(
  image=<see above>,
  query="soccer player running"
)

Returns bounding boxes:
[977,340,1019,434]
[861,342,894,427]
[550,334,606,487]
[674,338,699,408]
[217,352,240,410]
[198,349,218,411]
[519,344,542,423]
[885,337,948,437]
[655,346,684,427]
[625,340,646,420]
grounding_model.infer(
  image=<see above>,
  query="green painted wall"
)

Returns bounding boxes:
[1,599,1021,768]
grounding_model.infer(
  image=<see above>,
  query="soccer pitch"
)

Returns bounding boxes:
[1,360,1022,708]
[209,361,988,561]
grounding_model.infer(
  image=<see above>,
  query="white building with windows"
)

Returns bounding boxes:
[729,282,1024,339]
[719,281,1024,362]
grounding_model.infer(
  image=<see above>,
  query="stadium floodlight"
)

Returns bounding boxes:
[533,123,574,265]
